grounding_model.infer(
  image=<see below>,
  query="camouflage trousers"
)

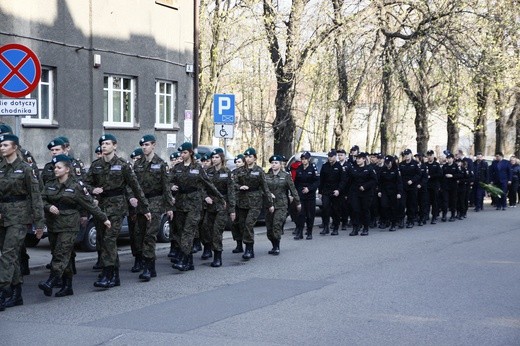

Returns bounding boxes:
[128,213,140,257]
[174,209,201,255]
[136,212,161,260]
[98,215,122,268]
[0,224,26,289]
[237,208,261,244]
[265,208,287,241]
[201,209,229,252]
[48,231,77,278]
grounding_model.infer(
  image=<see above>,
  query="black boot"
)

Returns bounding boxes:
[268,240,277,254]
[170,248,182,263]
[20,252,30,276]
[4,284,23,307]
[272,239,280,255]
[39,274,61,296]
[242,243,254,260]
[431,217,437,225]
[211,251,222,267]
[201,243,213,260]
[191,238,202,253]
[398,220,405,229]
[360,227,369,236]
[150,259,157,278]
[187,254,194,270]
[320,224,330,235]
[293,227,303,240]
[232,241,244,253]
[167,241,176,257]
[306,229,313,240]
[55,277,73,297]
[330,226,339,236]
[389,223,397,232]
[349,226,359,236]
[441,212,447,222]
[139,258,152,282]
[172,253,191,271]
[0,287,11,311]
[92,251,103,270]
[449,212,456,222]
[110,267,121,287]
[93,266,114,289]
[130,255,143,273]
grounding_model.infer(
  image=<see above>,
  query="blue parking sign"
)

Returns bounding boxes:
[213,94,235,124]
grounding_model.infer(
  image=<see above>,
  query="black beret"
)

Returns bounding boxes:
[0,134,19,145]
[99,134,117,145]
[139,134,156,146]
[300,151,311,159]
[47,138,66,150]
[269,155,284,163]
[52,154,71,164]
[178,142,193,152]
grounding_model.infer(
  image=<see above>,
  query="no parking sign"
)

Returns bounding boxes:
[0,43,41,98]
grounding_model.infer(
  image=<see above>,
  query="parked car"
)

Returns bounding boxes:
[195,145,236,170]
[286,151,328,209]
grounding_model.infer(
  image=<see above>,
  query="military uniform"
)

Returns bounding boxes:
[41,165,107,296]
[85,150,149,287]
[265,166,299,253]
[347,156,377,236]
[0,151,44,310]
[293,154,319,239]
[441,158,462,221]
[377,159,403,231]
[318,152,345,235]
[133,151,173,279]
[426,154,442,223]
[399,151,422,227]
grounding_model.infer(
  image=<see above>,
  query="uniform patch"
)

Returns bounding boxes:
[251,172,260,176]
[219,173,228,178]
[189,169,199,174]
[111,165,122,171]
[65,188,75,192]
[47,186,57,190]
[151,164,161,169]
[14,170,23,173]
[75,168,81,176]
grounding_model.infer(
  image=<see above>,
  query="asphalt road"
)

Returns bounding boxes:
[2,206,520,345]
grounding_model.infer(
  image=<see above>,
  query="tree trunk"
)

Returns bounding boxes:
[446,82,459,153]
[379,37,392,155]
[273,79,296,158]
[473,77,489,154]
[334,37,349,150]
[512,91,520,157]
[495,88,507,154]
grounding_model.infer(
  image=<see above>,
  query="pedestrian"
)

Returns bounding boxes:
[489,152,512,210]
[265,155,300,255]
[377,155,403,232]
[170,142,224,270]
[0,134,44,311]
[441,153,461,221]
[234,148,274,260]
[133,135,174,281]
[293,152,319,240]
[348,152,377,236]
[508,155,519,207]
[399,149,422,228]
[201,148,236,266]
[318,150,345,235]
[39,154,111,297]
[85,134,151,289]
[473,152,489,212]
[230,154,245,253]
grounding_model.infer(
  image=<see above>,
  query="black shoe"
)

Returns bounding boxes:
[294,227,303,240]
[172,253,189,271]
[130,255,143,273]
[94,266,115,289]
[0,288,11,312]
[167,242,177,258]
[406,222,414,228]
[398,220,405,229]
[330,227,339,236]
[232,241,244,253]
[268,240,277,254]
[242,243,254,260]
[441,213,447,222]
[378,223,387,229]
[449,216,456,222]
[55,277,73,297]
[320,225,330,235]
[4,284,23,307]
[349,227,359,236]
[430,218,437,225]
[306,231,313,240]
[92,252,103,270]
[418,220,423,226]
[150,259,157,278]
[139,260,152,282]
[211,251,222,267]
[191,238,202,253]
[108,267,120,287]
[201,244,213,260]
[389,224,396,232]
[39,274,61,296]
[360,228,369,236]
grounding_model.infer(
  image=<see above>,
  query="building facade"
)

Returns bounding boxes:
[0,0,194,165]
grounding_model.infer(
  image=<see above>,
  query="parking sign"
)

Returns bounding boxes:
[213,94,235,124]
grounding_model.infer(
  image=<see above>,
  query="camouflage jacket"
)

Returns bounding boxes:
[84,155,149,217]
[204,165,236,213]
[170,161,223,212]
[234,164,273,209]
[265,170,300,209]
[0,157,44,228]
[42,178,107,232]
[133,153,174,214]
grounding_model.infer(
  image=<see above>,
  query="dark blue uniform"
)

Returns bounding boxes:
[399,160,422,227]
[319,161,345,234]
[426,160,442,222]
[441,162,462,220]
[377,165,403,230]
[294,163,319,238]
[347,164,377,235]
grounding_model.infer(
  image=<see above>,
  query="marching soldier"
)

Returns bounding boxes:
[293,152,319,240]
[399,149,422,228]
[414,153,429,226]
[128,148,144,273]
[377,155,403,232]
[441,153,462,221]
[84,134,150,289]
[348,153,377,236]
[230,154,245,253]
[425,150,442,223]
[318,150,345,236]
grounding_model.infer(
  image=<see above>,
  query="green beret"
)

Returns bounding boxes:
[269,155,284,163]
[47,138,66,150]
[0,124,13,135]
[170,152,181,160]
[211,148,224,156]
[178,142,193,152]
[52,154,71,164]
[57,136,70,145]
[0,134,19,145]
[200,154,209,161]
[99,133,117,145]
[95,146,102,154]
[139,134,156,146]
[194,153,202,160]
[234,154,244,162]
[243,147,256,156]
[130,148,143,159]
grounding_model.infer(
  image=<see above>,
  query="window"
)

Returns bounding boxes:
[103,75,136,127]
[155,80,177,128]
[21,67,55,125]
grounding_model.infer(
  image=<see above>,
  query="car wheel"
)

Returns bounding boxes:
[157,214,170,243]
[81,220,97,252]
[24,233,40,247]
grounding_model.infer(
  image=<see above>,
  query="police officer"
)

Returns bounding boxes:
[399,149,422,228]
[234,148,273,260]
[414,153,429,226]
[39,155,111,297]
[0,134,44,311]
[456,159,472,219]
[201,148,236,266]
[441,153,462,221]
[230,154,245,253]
[294,152,319,240]
[85,134,150,289]
[336,149,350,230]
[377,155,403,231]
[473,152,489,212]
[170,142,224,270]
[265,155,300,255]
[318,150,345,236]
[348,152,377,236]
[425,150,442,223]
[133,135,174,281]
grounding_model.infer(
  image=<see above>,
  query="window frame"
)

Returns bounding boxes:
[103,74,136,128]
[21,67,55,126]
[155,80,178,129]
